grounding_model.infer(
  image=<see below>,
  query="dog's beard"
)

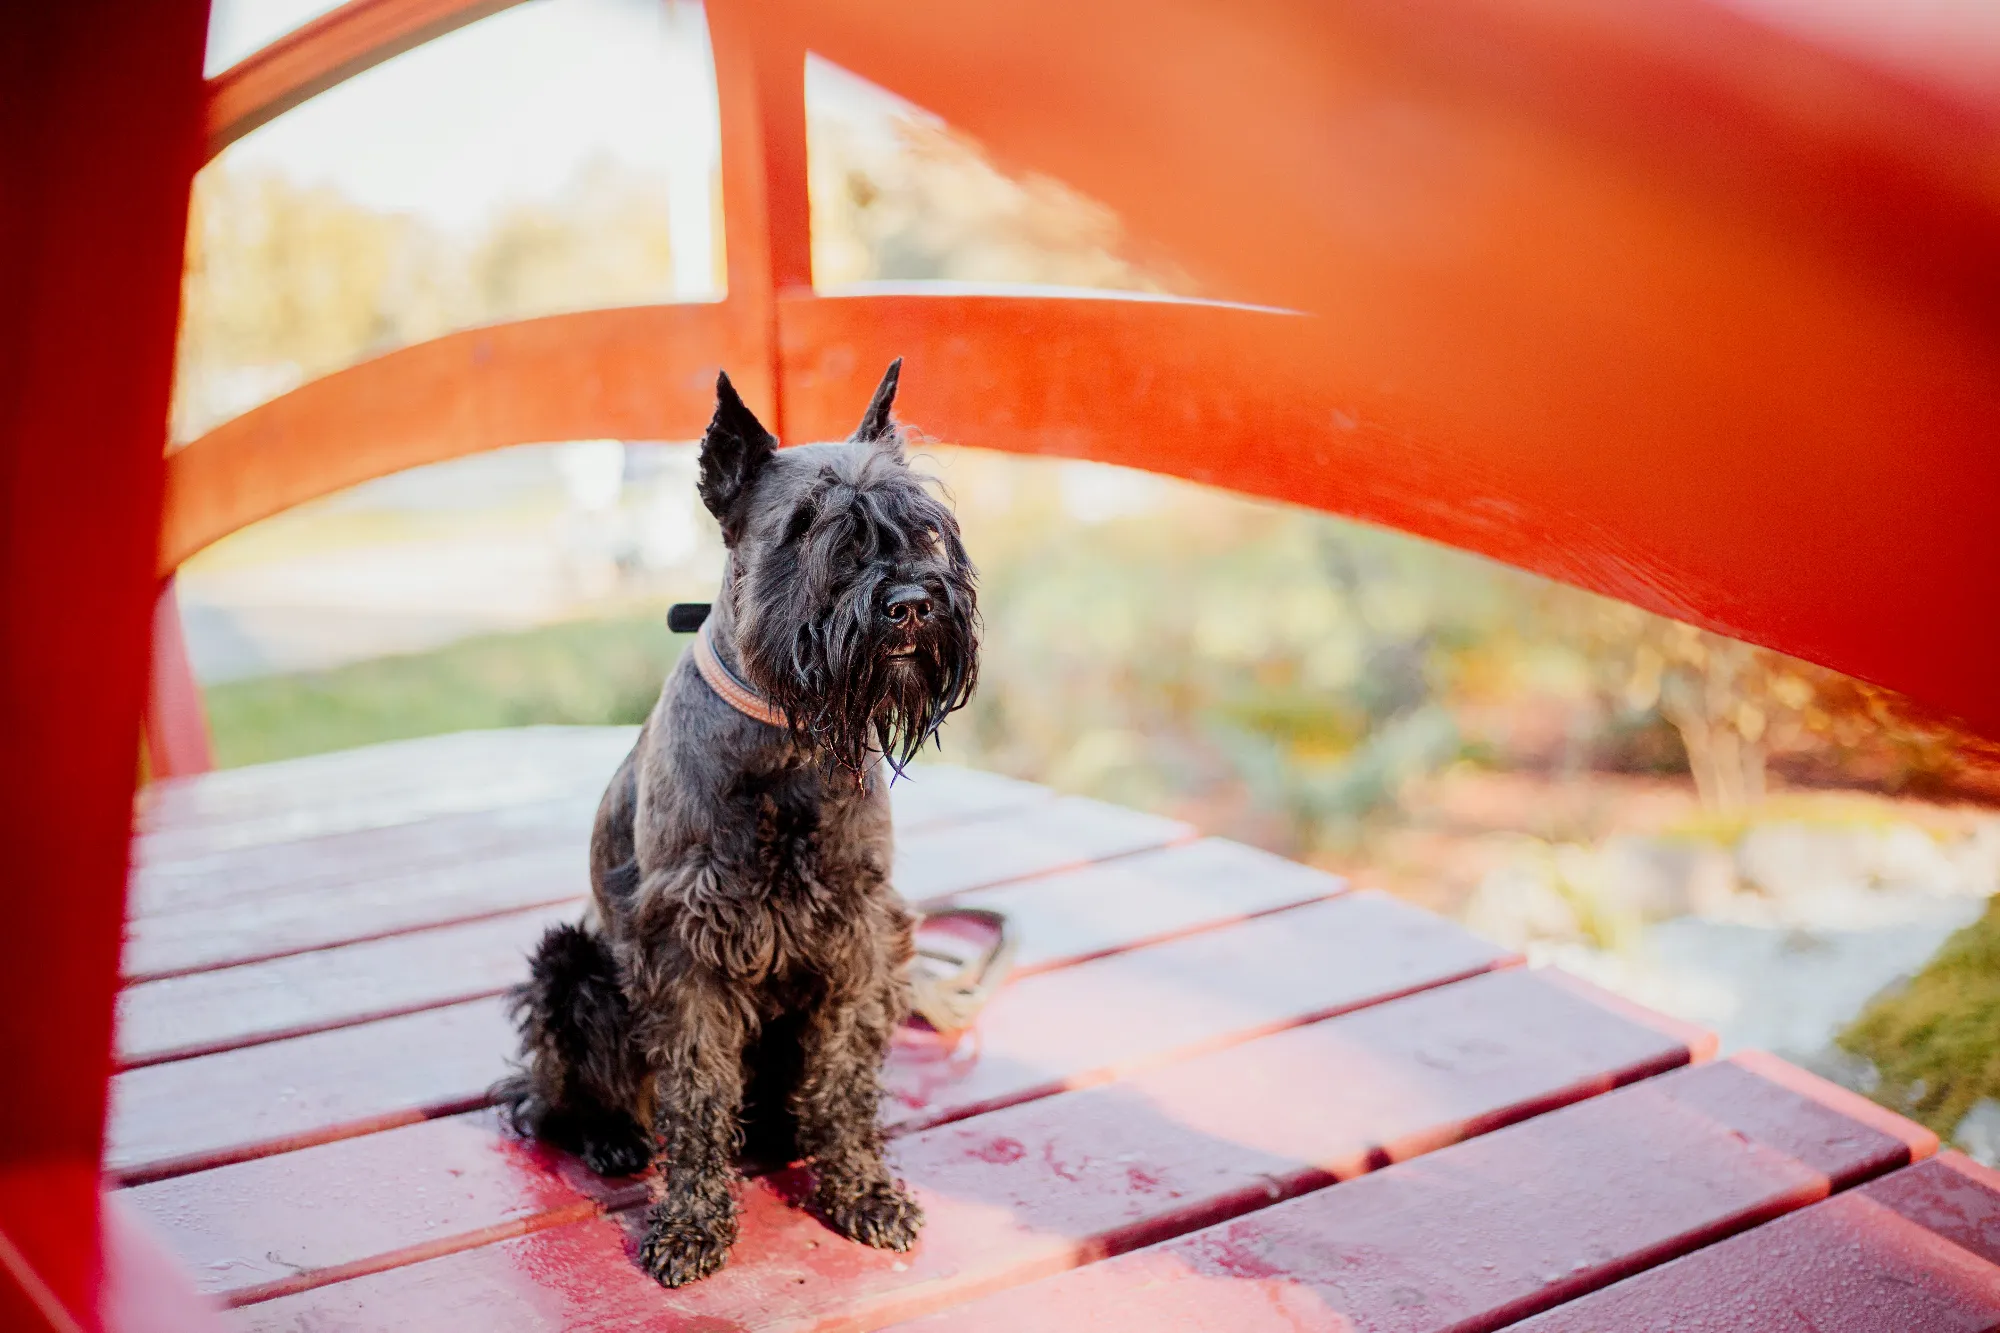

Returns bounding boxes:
[756,571,978,779]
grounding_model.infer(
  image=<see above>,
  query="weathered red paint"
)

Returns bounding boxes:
[118,836,1334,1068]
[122,789,1180,982]
[123,846,588,982]
[131,743,1046,867]
[116,905,580,1067]
[107,892,1509,1183]
[887,1057,1934,1333]
[141,581,214,781]
[131,729,635,859]
[1855,1151,2000,1266]
[219,967,1700,1326]
[120,1110,612,1307]
[1513,1153,2000,1331]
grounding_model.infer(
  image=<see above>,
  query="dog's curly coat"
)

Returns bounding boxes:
[494,361,978,1286]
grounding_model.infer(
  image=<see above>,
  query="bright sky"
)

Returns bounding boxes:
[207,0,723,292]
[203,0,932,299]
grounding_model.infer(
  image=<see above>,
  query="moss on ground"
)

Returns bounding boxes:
[1839,895,2000,1138]
[204,615,683,768]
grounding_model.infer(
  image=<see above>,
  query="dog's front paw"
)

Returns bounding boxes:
[638,1206,736,1287]
[818,1176,923,1252]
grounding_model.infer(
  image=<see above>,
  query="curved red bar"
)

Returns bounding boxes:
[175,0,2000,735]
[784,0,2000,734]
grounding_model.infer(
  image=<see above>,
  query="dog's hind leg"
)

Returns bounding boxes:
[493,921,653,1177]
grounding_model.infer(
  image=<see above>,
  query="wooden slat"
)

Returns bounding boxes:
[1855,1151,2000,1267]
[135,736,1040,872]
[894,796,1192,903]
[211,967,1696,1320]
[130,796,599,921]
[122,839,1346,1298]
[117,837,1335,1067]
[880,768,1052,835]
[130,766,1044,923]
[107,894,1506,1183]
[133,727,634,859]
[116,905,577,1067]
[879,892,1506,1135]
[1512,1154,2000,1332]
[881,1056,1933,1333]
[123,771,1089,980]
[122,844,587,982]
[947,837,1342,978]
[157,304,752,574]
[109,1000,514,1185]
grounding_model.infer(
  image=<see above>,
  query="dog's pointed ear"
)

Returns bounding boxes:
[850,357,902,444]
[698,371,778,542]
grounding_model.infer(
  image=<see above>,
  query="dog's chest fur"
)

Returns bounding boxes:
[612,739,896,1001]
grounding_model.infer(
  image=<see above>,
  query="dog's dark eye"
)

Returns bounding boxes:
[783,507,815,545]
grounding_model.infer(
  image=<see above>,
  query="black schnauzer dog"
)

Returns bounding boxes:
[495,360,979,1287]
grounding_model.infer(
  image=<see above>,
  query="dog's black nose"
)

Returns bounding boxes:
[884,585,933,626]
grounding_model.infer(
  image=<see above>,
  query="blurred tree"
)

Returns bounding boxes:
[809,114,1194,292]
[1609,619,1816,812]
[173,156,673,443]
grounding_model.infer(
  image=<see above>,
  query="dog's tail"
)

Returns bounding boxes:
[493,921,640,1146]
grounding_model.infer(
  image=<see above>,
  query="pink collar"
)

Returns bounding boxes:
[691,618,788,728]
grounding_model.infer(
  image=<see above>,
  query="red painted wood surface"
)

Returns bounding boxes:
[109,1000,515,1184]
[123,789,1182,982]
[222,967,1699,1325]
[107,892,1505,1183]
[124,842,588,982]
[117,905,579,1067]
[99,1194,233,1333]
[113,828,1354,1303]
[1513,1154,2000,1331]
[132,728,637,857]
[947,838,1344,978]
[787,0,2000,738]
[893,796,1193,903]
[879,892,1509,1135]
[1858,1151,2000,1267]
[0,1,210,1323]
[117,835,1334,1067]
[143,579,215,780]
[122,1110,611,1308]
[129,755,1044,919]
[888,1057,1934,1333]
[130,796,598,921]
[155,305,746,575]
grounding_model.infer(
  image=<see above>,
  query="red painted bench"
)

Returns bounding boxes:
[111,729,2000,1330]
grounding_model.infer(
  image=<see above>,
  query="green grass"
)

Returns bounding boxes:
[203,614,684,768]
[1840,896,2000,1139]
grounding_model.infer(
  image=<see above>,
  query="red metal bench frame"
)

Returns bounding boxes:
[2,0,1996,1326]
